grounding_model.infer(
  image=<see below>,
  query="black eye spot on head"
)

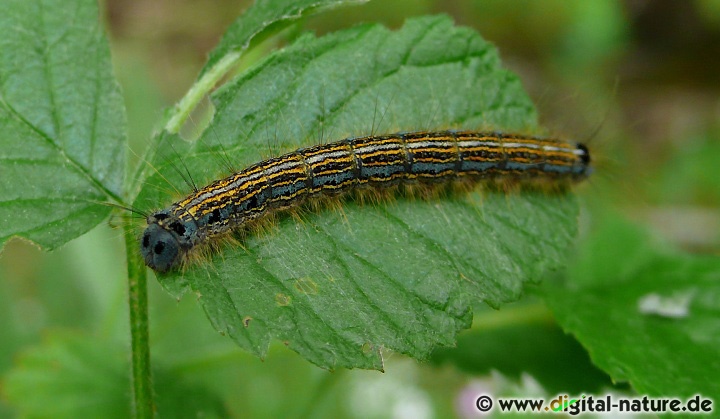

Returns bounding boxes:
[154,241,165,255]
[576,143,591,165]
[140,223,182,273]
[154,212,169,221]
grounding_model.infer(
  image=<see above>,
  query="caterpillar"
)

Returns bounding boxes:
[140,130,591,272]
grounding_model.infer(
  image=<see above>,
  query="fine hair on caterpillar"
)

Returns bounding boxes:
[139,130,591,273]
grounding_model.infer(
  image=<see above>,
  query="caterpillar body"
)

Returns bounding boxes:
[141,130,591,272]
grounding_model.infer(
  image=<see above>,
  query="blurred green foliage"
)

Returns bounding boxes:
[1,0,719,417]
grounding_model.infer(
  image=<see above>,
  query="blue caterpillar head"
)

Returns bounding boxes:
[140,209,197,273]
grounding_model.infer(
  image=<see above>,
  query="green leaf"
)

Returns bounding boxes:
[3,333,228,418]
[431,303,614,394]
[651,135,720,207]
[0,0,126,250]
[202,0,369,79]
[136,15,579,370]
[166,0,369,133]
[3,333,131,418]
[542,217,720,400]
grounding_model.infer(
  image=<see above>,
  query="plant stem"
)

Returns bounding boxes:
[164,51,241,134]
[470,302,555,331]
[124,216,154,418]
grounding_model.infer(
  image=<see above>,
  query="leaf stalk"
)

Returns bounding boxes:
[124,215,155,418]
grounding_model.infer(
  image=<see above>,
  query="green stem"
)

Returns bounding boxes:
[124,216,154,418]
[470,302,555,331]
[164,51,241,134]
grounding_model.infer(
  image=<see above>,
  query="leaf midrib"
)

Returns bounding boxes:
[0,98,123,204]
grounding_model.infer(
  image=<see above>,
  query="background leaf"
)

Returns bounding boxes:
[135,15,581,370]
[3,332,228,418]
[543,216,720,400]
[3,333,131,419]
[200,0,369,80]
[163,0,370,136]
[431,302,614,394]
[0,0,126,250]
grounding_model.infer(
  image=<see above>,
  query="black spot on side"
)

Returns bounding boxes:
[169,221,186,236]
[208,209,221,224]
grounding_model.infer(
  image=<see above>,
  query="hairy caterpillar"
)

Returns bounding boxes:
[140,130,591,272]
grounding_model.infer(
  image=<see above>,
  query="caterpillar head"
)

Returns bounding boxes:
[140,209,196,273]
